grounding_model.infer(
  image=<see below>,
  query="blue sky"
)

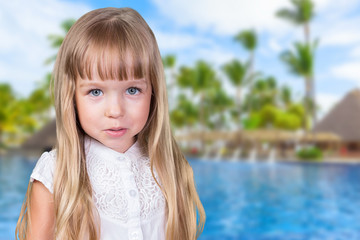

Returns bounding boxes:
[1,0,360,119]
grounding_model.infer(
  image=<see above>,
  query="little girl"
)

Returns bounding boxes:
[16,7,205,240]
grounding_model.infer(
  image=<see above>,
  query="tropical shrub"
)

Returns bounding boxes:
[296,146,323,161]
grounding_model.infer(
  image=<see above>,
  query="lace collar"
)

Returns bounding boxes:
[84,135,145,161]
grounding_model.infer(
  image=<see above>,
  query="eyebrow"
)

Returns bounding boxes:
[78,78,148,88]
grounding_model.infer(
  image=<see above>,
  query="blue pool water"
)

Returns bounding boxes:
[1,156,360,240]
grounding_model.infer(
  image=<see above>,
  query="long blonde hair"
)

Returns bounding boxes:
[16,7,205,240]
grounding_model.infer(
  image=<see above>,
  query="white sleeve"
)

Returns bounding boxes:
[30,150,56,194]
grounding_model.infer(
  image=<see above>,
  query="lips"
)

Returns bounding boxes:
[104,128,127,137]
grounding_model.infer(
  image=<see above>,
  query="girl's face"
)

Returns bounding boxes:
[75,76,152,153]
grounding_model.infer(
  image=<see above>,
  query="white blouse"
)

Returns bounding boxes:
[30,136,166,240]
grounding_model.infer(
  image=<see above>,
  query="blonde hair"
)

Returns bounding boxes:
[16,7,205,240]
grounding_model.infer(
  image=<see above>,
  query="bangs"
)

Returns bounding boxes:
[66,19,150,81]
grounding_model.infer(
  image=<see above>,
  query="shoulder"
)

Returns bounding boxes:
[27,180,55,239]
[30,149,57,194]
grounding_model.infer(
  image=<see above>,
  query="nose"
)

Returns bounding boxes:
[105,95,124,118]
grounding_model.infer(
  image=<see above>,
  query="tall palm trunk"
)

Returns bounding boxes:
[304,22,317,127]
[247,51,255,113]
[304,76,312,131]
[236,87,242,109]
[304,22,310,44]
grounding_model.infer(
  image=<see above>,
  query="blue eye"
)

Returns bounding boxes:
[127,87,140,95]
[90,89,103,97]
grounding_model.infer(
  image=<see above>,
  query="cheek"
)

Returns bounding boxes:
[76,98,96,127]
[133,98,151,126]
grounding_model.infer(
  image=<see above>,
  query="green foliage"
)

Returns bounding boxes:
[243,113,262,130]
[274,112,301,130]
[0,83,48,146]
[178,66,196,89]
[162,55,176,68]
[0,84,15,123]
[176,61,222,129]
[205,88,234,110]
[204,88,234,129]
[170,95,198,128]
[287,103,305,119]
[45,19,76,65]
[0,18,71,147]
[174,61,232,130]
[276,0,315,25]
[222,59,249,86]
[234,29,257,51]
[259,104,279,126]
[243,100,304,130]
[280,41,318,130]
[296,146,323,161]
[280,41,316,78]
[280,86,292,107]
[243,76,278,112]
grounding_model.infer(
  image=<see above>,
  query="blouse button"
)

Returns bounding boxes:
[129,189,137,197]
[130,231,139,240]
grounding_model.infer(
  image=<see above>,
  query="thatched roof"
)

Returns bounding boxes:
[242,129,295,142]
[175,129,296,143]
[314,89,360,142]
[175,130,238,142]
[22,119,56,151]
[300,132,341,142]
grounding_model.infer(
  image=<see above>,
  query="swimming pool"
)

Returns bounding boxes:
[2,156,360,240]
[190,159,360,240]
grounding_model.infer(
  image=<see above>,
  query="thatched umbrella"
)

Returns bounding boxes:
[242,129,295,143]
[175,130,238,142]
[300,132,341,142]
[22,119,56,152]
[314,89,360,142]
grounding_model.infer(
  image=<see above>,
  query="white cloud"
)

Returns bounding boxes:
[315,0,359,19]
[150,0,360,73]
[312,0,360,47]
[350,46,360,58]
[192,46,236,66]
[151,0,359,38]
[318,17,360,47]
[154,30,205,51]
[0,0,91,96]
[268,38,282,53]
[151,0,293,36]
[331,61,360,84]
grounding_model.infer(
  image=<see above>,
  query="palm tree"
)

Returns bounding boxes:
[243,76,278,112]
[280,85,293,108]
[162,55,177,110]
[276,0,317,124]
[222,59,249,120]
[276,0,315,44]
[0,84,15,148]
[177,61,220,130]
[280,41,317,130]
[45,19,76,65]
[203,88,234,129]
[163,54,176,69]
[234,29,257,76]
[170,94,198,129]
[234,30,258,115]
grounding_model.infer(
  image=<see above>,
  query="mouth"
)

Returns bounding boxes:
[104,128,127,137]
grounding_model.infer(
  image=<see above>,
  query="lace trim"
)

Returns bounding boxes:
[131,156,166,221]
[86,148,165,224]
